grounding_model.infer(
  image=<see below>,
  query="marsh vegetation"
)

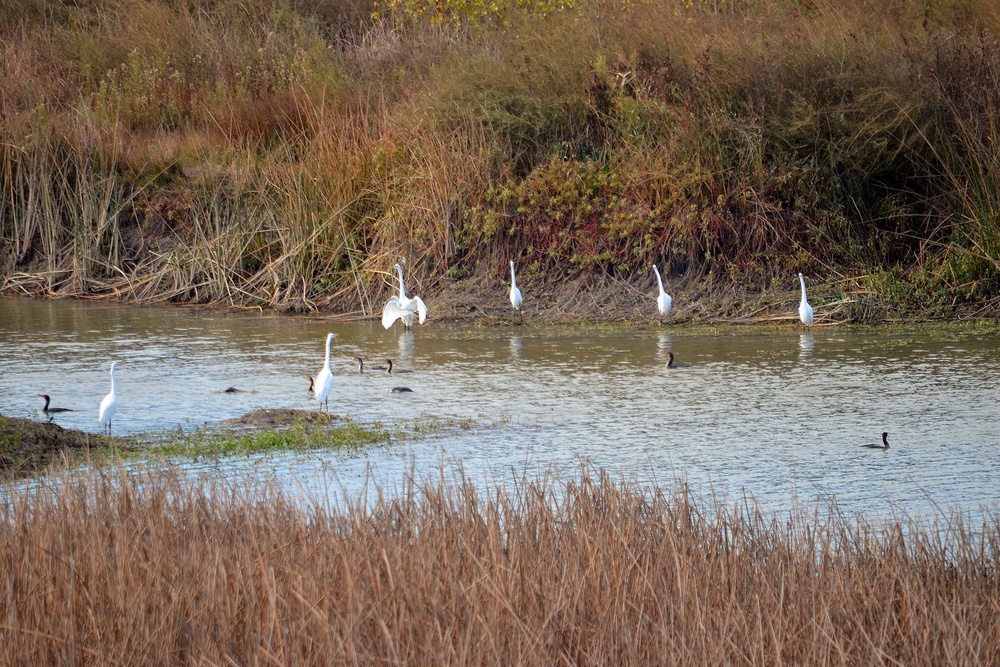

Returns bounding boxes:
[1,465,997,664]
[2,0,999,320]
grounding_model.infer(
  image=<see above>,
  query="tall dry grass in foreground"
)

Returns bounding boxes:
[1,466,998,665]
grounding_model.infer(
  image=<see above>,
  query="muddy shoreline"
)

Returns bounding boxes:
[8,263,1000,324]
[0,409,342,479]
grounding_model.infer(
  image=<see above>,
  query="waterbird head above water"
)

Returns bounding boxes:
[383,358,413,374]
[664,352,689,368]
[37,394,73,413]
[860,432,890,450]
[303,376,315,395]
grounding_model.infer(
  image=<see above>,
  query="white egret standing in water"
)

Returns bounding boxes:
[652,265,672,317]
[509,261,523,317]
[382,264,427,330]
[314,333,335,411]
[98,361,119,434]
[798,273,814,327]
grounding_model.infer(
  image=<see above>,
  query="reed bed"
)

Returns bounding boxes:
[1,464,997,664]
[2,0,1000,318]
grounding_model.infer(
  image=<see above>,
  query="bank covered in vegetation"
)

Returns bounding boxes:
[2,0,999,321]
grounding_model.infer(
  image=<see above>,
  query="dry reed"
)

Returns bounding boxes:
[1,464,997,664]
[3,0,1000,318]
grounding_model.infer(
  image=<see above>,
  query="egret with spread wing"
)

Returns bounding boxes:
[382,264,427,330]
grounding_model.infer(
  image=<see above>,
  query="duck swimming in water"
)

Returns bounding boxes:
[38,394,73,414]
[860,432,890,450]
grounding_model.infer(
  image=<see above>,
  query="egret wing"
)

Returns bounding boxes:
[382,297,406,329]
[99,394,117,425]
[414,296,427,324]
[315,368,334,403]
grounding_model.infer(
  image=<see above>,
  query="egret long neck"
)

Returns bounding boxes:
[510,262,517,289]
[799,274,807,301]
[324,336,332,366]
[110,365,117,393]
[397,266,407,299]
[654,266,665,293]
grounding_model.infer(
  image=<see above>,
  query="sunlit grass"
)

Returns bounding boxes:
[148,420,394,458]
[2,0,999,317]
[0,463,997,664]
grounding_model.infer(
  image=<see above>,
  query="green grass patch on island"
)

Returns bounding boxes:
[148,420,395,460]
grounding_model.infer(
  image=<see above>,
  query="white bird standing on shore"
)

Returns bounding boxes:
[382,264,427,330]
[509,261,523,315]
[98,361,119,434]
[798,272,814,327]
[314,333,335,411]
[652,265,672,316]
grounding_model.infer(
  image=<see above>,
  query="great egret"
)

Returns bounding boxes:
[38,394,73,415]
[383,359,412,375]
[861,432,890,450]
[98,361,119,434]
[382,264,427,330]
[509,261,523,314]
[798,273,814,327]
[314,333,336,412]
[652,265,672,316]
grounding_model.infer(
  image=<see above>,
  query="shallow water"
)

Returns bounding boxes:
[2,297,1000,519]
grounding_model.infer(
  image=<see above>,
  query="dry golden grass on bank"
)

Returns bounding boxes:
[3,0,1000,319]
[1,465,997,664]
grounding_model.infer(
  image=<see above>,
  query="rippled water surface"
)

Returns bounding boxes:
[2,297,1000,519]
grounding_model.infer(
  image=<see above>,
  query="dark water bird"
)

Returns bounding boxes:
[303,376,315,395]
[38,394,73,414]
[390,387,414,393]
[98,361,119,434]
[383,359,412,375]
[860,432,890,450]
[224,387,240,393]
[664,352,689,369]
[355,357,386,374]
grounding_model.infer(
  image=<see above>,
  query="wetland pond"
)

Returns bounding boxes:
[2,297,1000,521]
